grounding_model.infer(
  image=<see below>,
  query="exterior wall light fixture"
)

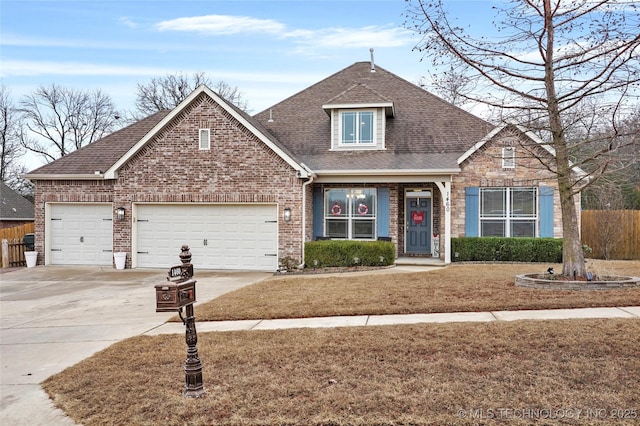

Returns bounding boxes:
[116,207,126,221]
[283,208,291,222]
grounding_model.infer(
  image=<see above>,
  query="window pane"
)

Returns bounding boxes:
[326,189,348,217]
[511,188,536,216]
[511,220,535,237]
[481,220,505,237]
[199,129,210,150]
[353,220,375,239]
[359,112,373,143]
[351,188,376,217]
[502,147,515,168]
[342,112,356,143]
[481,189,505,217]
[326,219,348,238]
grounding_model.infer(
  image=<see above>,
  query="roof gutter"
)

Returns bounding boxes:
[311,169,459,184]
[22,173,107,181]
[311,168,461,176]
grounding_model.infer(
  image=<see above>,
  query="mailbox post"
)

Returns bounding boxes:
[155,245,204,398]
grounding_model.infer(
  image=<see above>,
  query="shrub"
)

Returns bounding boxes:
[304,240,395,268]
[452,237,562,263]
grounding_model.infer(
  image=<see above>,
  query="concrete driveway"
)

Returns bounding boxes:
[0,265,270,426]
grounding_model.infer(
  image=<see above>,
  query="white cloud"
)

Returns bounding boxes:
[119,17,139,29]
[290,26,413,52]
[155,15,286,35]
[153,14,412,52]
[0,60,171,77]
[0,34,184,51]
[0,59,325,86]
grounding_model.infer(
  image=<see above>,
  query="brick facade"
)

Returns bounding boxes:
[32,94,306,268]
[451,128,577,239]
[29,86,578,269]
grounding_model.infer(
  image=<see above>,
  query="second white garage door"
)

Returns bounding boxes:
[135,204,278,271]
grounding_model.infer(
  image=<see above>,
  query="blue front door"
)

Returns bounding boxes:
[406,197,431,254]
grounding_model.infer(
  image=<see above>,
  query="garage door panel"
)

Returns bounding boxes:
[49,204,113,265]
[136,204,278,271]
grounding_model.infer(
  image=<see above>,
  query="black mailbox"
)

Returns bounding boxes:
[155,279,196,312]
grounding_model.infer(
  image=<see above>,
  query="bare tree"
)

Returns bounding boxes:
[0,86,26,184]
[417,64,477,107]
[19,84,120,162]
[133,72,249,118]
[406,0,640,277]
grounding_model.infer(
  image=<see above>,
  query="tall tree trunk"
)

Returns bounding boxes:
[543,0,586,277]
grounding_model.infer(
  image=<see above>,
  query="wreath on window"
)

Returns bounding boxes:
[357,203,369,215]
[331,202,342,215]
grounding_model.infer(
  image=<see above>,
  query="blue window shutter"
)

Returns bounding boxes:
[312,187,324,238]
[377,187,390,238]
[465,187,479,237]
[539,186,554,238]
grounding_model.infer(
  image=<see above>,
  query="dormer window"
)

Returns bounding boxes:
[323,90,394,151]
[341,110,374,145]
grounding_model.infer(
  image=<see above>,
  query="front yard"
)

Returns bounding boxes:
[42,260,640,425]
[192,260,640,321]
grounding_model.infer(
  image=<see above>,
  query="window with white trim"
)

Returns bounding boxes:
[324,188,376,239]
[480,188,537,237]
[199,129,210,150]
[502,147,515,168]
[340,111,375,145]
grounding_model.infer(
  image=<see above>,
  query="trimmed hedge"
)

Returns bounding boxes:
[452,237,563,263]
[304,240,396,268]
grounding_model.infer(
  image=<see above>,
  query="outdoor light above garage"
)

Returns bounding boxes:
[116,207,125,221]
[283,208,292,222]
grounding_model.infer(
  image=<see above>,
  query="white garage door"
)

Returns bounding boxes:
[49,204,113,265]
[136,204,278,271]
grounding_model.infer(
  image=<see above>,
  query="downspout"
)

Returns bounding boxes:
[299,165,315,269]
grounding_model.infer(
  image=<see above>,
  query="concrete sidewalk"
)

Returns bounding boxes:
[146,306,640,335]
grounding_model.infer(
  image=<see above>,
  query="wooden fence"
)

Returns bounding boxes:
[581,210,640,260]
[1,223,35,268]
[0,223,35,241]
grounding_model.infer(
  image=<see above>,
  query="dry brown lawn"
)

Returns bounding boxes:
[42,261,640,425]
[43,319,640,425]
[193,260,640,321]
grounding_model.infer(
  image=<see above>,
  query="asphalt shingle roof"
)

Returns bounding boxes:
[27,62,496,178]
[254,62,494,171]
[0,182,34,220]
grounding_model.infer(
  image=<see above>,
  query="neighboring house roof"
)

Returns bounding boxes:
[254,62,494,174]
[0,182,34,221]
[24,86,310,180]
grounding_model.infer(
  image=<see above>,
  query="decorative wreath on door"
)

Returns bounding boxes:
[357,203,369,215]
[331,202,342,215]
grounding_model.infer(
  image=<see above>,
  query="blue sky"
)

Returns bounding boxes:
[1,0,497,115]
[2,0,499,170]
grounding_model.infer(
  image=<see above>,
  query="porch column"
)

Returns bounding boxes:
[434,181,451,264]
